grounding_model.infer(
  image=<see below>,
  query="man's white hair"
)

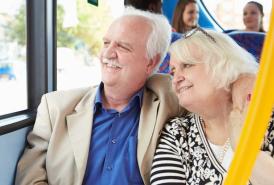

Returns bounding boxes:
[170,29,258,90]
[122,6,172,71]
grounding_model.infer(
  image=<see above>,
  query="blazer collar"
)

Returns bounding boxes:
[66,87,97,182]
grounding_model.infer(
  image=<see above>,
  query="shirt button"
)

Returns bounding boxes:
[107,165,113,171]
[111,139,116,144]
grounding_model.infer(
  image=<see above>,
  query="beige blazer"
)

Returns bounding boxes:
[15,74,183,185]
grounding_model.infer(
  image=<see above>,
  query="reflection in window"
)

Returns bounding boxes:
[57,0,124,90]
[203,0,272,31]
[0,0,27,116]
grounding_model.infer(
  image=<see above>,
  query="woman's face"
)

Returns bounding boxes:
[170,54,218,112]
[243,3,262,31]
[182,2,199,31]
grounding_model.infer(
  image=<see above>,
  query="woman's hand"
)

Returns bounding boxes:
[231,74,255,111]
[229,74,255,150]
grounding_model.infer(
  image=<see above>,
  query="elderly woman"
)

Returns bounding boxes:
[150,28,274,185]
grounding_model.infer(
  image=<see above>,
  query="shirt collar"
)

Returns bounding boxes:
[94,83,104,113]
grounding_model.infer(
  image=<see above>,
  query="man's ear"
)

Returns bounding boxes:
[146,54,161,74]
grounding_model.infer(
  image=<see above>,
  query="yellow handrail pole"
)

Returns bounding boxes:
[224,6,274,185]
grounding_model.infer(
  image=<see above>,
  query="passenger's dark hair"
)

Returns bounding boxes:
[247,1,265,32]
[172,0,198,33]
[124,0,161,13]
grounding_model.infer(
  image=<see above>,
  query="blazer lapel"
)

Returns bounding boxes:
[66,88,97,182]
[137,89,159,170]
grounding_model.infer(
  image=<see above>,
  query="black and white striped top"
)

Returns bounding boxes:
[150,112,274,185]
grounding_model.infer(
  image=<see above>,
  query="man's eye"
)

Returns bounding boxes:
[118,44,130,51]
[103,41,110,47]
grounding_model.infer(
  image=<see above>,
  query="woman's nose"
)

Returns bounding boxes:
[172,72,185,86]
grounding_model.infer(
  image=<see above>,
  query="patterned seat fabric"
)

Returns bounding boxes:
[158,32,182,74]
[228,31,265,62]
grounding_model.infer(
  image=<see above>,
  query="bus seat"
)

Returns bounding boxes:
[0,126,32,185]
[223,29,238,34]
[228,31,265,62]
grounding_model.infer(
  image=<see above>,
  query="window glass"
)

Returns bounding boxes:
[203,0,272,31]
[0,0,27,116]
[57,0,124,90]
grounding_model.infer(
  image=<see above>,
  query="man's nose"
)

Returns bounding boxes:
[104,44,117,59]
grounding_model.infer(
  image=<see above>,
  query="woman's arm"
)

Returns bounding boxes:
[150,119,186,185]
[229,109,274,185]
[250,114,274,185]
[250,151,274,185]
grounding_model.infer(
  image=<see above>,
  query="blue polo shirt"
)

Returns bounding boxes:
[82,83,144,185]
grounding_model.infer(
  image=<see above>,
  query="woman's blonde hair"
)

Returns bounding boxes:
[169,29,258,90]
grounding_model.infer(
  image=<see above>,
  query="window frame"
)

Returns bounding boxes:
[0,0,57,135]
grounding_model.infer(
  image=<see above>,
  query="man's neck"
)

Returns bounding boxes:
[102,87,139,112]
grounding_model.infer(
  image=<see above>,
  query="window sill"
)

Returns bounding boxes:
[0,111,36,135]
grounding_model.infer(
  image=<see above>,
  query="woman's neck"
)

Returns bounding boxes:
[200,94,233,145]
[245,26,260,32]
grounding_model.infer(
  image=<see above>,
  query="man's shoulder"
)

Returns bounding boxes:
[144,73,186,118]
[45,86,96,99]
[146,73,172,94]
[42,86,97,109]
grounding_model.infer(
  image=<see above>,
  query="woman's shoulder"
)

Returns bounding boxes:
[163,112,198,135]
[167,112,197,124]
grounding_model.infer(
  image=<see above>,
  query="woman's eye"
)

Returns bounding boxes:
[169,68,175,76]
[183,64,193,68]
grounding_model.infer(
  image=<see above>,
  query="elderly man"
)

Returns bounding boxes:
[15,7,182,185]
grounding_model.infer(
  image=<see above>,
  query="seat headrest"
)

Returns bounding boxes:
[228,31,266,62]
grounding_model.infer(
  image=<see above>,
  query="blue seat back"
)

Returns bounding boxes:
[228,31,265,62]
[0,126,32,185]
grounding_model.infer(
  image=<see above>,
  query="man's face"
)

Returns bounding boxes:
[100,16,153,93]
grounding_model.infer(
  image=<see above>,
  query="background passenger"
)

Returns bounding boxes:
[172,0,199,34]
[243,1,265,32]
[150,28,274,185]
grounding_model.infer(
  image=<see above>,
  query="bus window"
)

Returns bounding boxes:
[0,0,27,116]
[56,0,124,90]
[202,0,272,31]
